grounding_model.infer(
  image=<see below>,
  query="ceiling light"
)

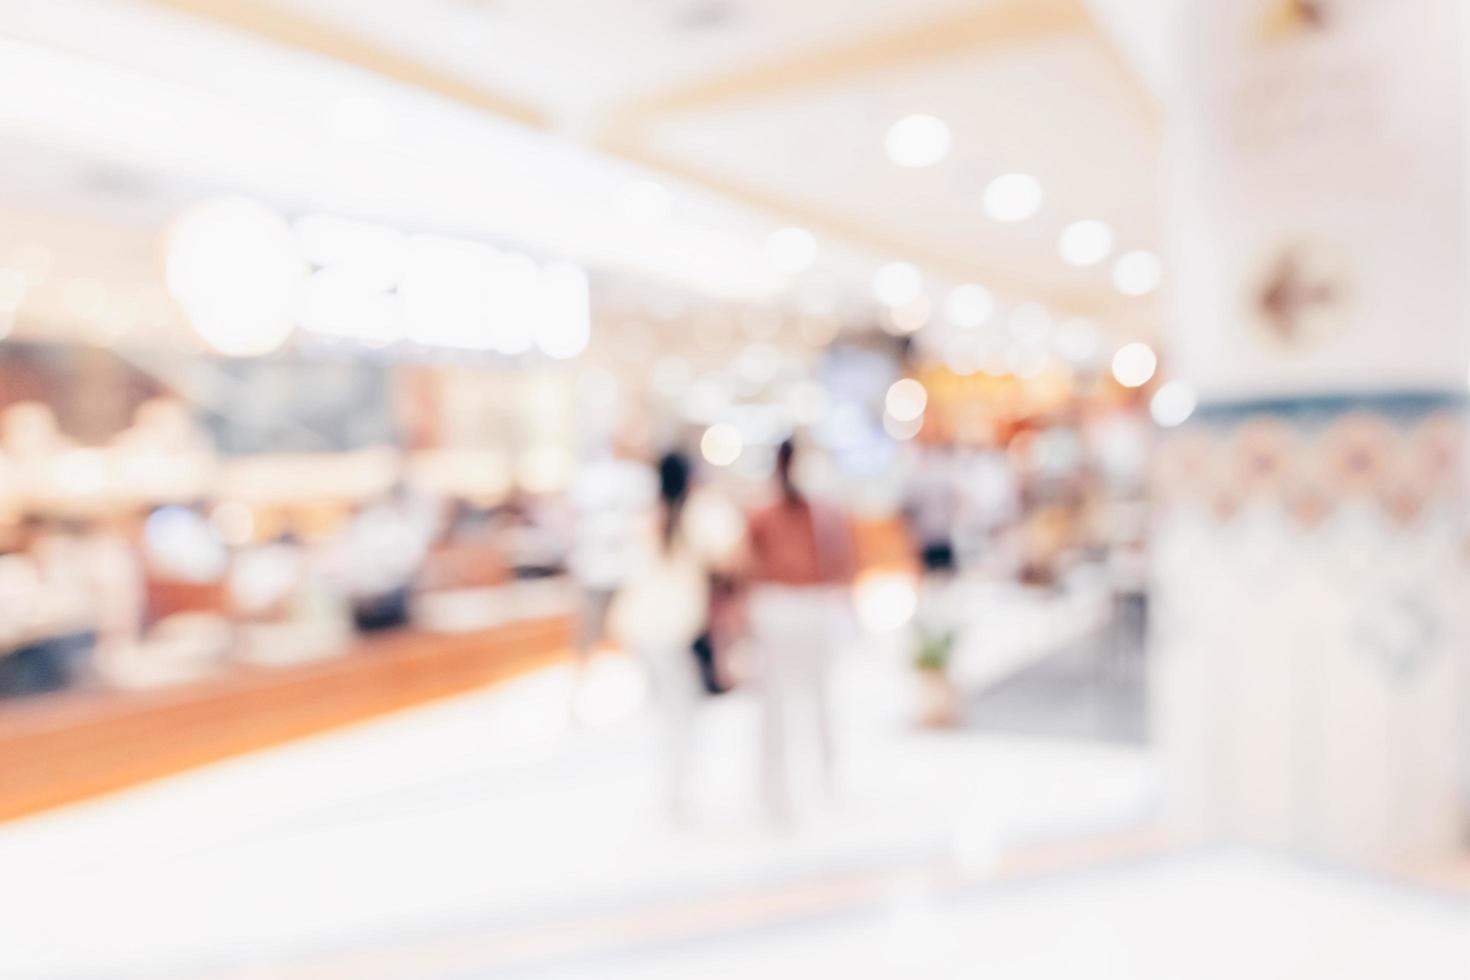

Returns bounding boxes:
[700,422,743,467]
[1150,381,1197,427]
[489,253,539,355]
[944,283,993,329]
[298,267,400,344]
[1058,220,1115,266]
[535,261,592,359]
[883,412,923,441]
[766,226,818,275]
[400,234,498,350]
[165,197,304,357]
[882,296,931,336]
[885,378,928,422]
[295,214,406,291]
[1112,250,1162,296]
[873,261,922,307]
[983,173,1044,222]
[1112,341,1157,388]
[885,114,952,168]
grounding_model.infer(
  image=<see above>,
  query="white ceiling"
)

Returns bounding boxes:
[0,0,1170,344]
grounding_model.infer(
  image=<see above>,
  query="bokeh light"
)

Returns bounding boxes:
[884,114,952,168]
[1112,341,1158,388]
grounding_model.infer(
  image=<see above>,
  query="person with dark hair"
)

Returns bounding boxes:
[745,437,855,823]
[608,450,710,822]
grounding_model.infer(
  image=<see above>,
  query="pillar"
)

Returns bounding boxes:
[1152,0,1469,866]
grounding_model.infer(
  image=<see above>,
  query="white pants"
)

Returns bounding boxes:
[748,585,842,821]
[640,642,701,818]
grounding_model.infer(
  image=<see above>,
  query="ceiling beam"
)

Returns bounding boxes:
[134,0,548,128]
[607,0,1100,129]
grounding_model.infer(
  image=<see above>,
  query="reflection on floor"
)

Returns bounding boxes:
[0,632,1461,979]
[968,634,1147,745]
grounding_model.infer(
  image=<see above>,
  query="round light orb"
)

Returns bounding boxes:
[700,422,743,467]
[1112,250,1163,296]
[854,570,918,632]
[882,295,931,336]
[885,114,952,168]
[166,197,304,357]
[883,412,923,441]
[885,378,928,422]
[873,261,923,307]
[1150,381,1197,427]
[944,283,993,329]
[983,173,1044,223]
[766,226,818,275]
[1058,219,1115,267]
[1111,341,1158,388]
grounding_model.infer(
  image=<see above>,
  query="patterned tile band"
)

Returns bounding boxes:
[1153,395,1466,525]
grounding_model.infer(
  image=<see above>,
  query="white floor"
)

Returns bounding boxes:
[545,849,1470,980]
[0,636,1462,979]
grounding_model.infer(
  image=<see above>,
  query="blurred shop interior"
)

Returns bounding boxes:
[0,1,1468,979]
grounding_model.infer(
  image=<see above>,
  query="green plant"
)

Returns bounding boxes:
[914,629,955,673]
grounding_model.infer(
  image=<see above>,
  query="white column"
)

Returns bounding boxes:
[1152,0,1470,866]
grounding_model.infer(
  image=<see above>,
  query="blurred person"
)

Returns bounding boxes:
[495,489,570,580]
[87,509,146,662]
[333,485,435,632]
[567,438,656,661]
[417,500,506,593]
[746,437,855,824]
[903,445,958,576]
[680,480,748,695]
[0,515,104,696]
[608,451,709,822]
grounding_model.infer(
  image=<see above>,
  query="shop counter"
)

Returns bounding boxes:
[0,616,573,823]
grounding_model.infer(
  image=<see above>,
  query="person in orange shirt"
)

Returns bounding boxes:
[745,438,855,824]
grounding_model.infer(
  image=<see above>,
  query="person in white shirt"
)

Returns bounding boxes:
[607,452,709,822]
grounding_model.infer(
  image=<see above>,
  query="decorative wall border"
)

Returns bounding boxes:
[1152,391,1467,526]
